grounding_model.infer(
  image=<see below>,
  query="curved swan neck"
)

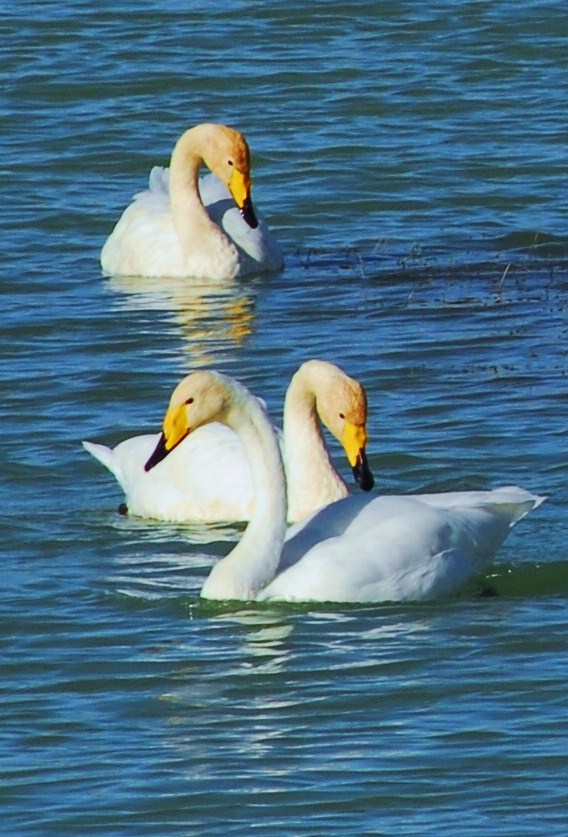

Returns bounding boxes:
[201,388,287,601]
[168,126,231,253]
[283,364,348,521]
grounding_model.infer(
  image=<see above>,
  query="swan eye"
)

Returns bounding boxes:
[339,413,345,420]
[186,397,194,405]
[227,159,234,167]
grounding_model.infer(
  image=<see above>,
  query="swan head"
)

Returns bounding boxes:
[185,123,259,229]
[296,360,375,492]
[144,370,234,471]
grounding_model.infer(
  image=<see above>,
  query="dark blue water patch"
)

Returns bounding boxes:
[486,231,568,261]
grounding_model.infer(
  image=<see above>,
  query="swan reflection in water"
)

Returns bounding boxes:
[106,273,259,364]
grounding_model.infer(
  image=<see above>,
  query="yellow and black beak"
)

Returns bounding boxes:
[228,167,258,229]
[342,422,374,492]
[145,403,191,472]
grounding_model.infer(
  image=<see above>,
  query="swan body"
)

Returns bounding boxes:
[82,360,373,524]
[145,370,544,604]
[83,424,253,522]
[259,489,542,603]
[100,123,283,280]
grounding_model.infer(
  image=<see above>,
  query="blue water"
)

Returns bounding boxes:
[3,2,568,834]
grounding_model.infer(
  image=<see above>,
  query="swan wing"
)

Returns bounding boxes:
[101,167,182,277]
[199,172,283,271]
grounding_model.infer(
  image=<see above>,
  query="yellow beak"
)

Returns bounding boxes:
[228,168,250,208]
[342,421,374,492]
[342,421,368,468]
[228,168,258,229]
[144,403,191,472]
[163,403,191,451]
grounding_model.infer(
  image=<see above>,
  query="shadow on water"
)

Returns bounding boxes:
[480,560,568,600]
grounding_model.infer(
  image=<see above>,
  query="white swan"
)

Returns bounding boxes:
[100,123,283,280]
[82,360,374,524]
[144,370,544,603]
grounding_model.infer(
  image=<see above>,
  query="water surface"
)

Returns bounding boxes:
[3,2,568,834]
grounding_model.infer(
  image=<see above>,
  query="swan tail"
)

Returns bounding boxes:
[82,441,123,484]
[147,166,169,195]
[488,487,546,528]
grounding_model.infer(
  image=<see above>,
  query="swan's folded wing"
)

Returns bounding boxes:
[85,424,255,523]
[263,489,544,603]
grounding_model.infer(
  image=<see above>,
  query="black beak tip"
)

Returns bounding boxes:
[241,200,259,230]
[144,433,168,472]
[352,451,374,492]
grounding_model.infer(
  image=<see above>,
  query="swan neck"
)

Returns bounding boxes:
[168,129,224,250]
[283,371,347,521]
[201,395,287,601]
[283,380,324,465]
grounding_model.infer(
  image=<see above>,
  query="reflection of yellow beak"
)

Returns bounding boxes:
[342,421,368,467]
[228,168,251,210]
